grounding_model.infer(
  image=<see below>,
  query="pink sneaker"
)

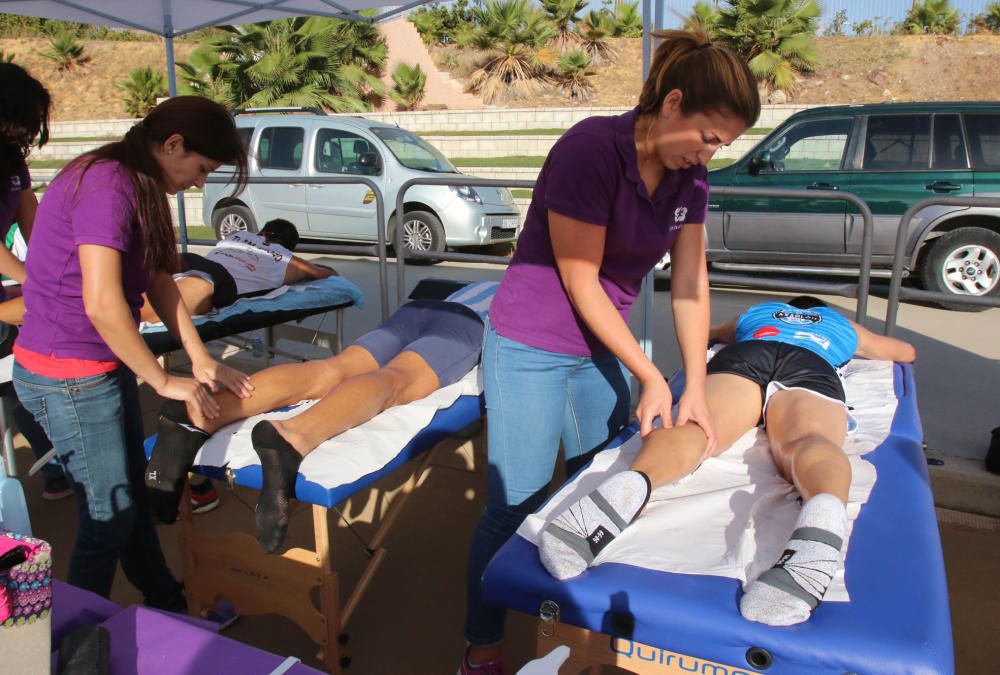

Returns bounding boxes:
[458,647,504,675]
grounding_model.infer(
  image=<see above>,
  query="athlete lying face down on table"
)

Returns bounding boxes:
[145,281,498,553]
[138,218,338,323]
[537,296,916,626]
[0,218,337,326]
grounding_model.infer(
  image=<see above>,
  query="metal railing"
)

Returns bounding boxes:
[395,179,877,326]
[885,195,1000,335]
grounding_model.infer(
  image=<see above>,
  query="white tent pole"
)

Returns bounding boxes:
[637,2,654,364]
[162,10,190,252]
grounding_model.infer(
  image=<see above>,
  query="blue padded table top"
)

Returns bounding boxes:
[482,364,953,674]
[140,276,363,356]
[143,393,484,509]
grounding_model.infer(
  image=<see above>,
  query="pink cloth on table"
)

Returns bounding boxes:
[0,534,40,559]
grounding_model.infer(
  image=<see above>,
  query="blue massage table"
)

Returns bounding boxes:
[143,277,485,674]
[481,362,953,675]
[141,275,363,360]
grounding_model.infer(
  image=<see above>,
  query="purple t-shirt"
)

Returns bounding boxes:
[18,160,150,361]
[489,107,709,356]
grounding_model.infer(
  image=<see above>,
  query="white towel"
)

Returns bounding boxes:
[519,359,898,602]
[194,367,481,492]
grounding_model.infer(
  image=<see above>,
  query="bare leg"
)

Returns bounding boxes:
[269,350,441,456]
[0,296,25,325]
[139,277,215,324]
[741,389,850,626]
[764,390,849,503]
[145,346,379,524]
[631,373,763,487]
[251,350,440,552]
[189,345,380,433]
[539,373,763,580]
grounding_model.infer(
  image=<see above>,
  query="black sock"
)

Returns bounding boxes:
[145,400,210,524]
[251,421,303,554]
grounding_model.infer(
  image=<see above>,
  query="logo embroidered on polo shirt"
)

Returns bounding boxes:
[673,207,687,222]
[10,175,21,190]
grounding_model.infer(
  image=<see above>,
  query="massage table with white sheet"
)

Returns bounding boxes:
[142,278,486,674]
[481,359,953,674]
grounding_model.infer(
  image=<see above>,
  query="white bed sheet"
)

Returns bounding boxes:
[194,367,482,493]
[517,359,898,602]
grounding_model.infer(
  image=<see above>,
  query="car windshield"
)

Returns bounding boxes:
[371,127,458,173]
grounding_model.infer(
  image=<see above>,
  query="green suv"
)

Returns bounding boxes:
[706,102,1000,308]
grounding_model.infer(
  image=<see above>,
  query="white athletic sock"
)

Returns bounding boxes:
[740,493,847,626]
[539,470,651,580]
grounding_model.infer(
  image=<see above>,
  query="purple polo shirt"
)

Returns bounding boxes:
[18,160,150,362]
[489,107,709,356]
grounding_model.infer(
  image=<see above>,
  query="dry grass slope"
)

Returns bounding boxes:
[0,33,997,121]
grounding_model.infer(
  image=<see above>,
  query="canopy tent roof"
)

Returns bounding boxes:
[0,0,431,36]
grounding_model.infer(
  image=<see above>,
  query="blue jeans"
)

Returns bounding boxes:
[13,362,185,610]
[464,323,630,646]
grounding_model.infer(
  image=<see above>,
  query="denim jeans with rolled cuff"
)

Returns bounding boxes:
[13,362,185,611]
[463,322,630,647]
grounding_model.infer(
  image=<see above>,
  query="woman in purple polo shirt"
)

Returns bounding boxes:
[12,96,253,610]
[460,30,760,673]
[0,64,74,501]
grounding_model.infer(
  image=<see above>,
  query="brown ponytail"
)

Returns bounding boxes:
[639,27,760,128]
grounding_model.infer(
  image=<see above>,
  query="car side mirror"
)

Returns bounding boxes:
[358,152,379,168]
[748,151,773,177]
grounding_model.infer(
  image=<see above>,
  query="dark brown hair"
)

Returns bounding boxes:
[638,28,760,128]
[0,63,51,196]
[70,96,249,272]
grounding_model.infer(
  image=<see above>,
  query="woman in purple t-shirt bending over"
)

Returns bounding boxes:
[12,97,253,609]
[459,29,760,673]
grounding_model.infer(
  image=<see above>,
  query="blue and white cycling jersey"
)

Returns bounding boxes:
[734,302,858,368]
[444,280,500,321]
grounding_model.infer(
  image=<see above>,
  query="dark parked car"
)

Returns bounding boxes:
[705,102,1000,309]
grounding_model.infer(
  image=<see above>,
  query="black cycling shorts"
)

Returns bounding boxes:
[707,340,846,404]
[178,252,238,309]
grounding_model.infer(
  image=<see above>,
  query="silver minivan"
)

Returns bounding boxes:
[202,108,521,254]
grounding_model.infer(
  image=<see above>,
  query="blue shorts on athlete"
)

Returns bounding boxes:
[353,299,484,387]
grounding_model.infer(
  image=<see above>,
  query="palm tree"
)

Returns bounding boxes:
[540,0,587,52]
[41,32,91,72]
[465,0,557,104]
[611,2,644,38]
[194,16,387,112]
[117,67,167,117]
[711,0,821,94]
[576,10,618,65]
[684,1,722,33]
[557,49,596,100]
[177,48,232,105]
[390,62,427,111]
[904,0,959,35]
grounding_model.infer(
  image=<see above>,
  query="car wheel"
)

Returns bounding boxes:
[397,210,445,265]
[212,205,257,240]
[919,227,1000,311]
